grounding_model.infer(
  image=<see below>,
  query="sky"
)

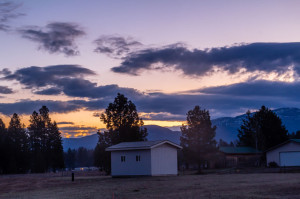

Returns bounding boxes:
[1,0,300,137]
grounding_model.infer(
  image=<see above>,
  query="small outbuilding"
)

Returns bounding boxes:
[219,146,262,167]
[266,139,300,167]
[106,140,182,177]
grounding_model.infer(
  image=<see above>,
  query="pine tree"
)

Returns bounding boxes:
[238,106,289,151]
[94,93,147,173]
[0,118,7,173]
[100,93,147,144]
[180,106,217,172]
[7,113,30,173]
[48,121,64,171]
[28,111,45,172]
[28,106,64,172]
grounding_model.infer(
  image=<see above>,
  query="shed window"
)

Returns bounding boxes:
[121,156,126,162]
[136,155,141,162]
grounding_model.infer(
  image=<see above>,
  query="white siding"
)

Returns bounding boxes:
[151,144,178,175]
[266,142,300,166]
[111,149,151,176]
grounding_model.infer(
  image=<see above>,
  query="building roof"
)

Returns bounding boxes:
[219,146,262,154]
[106,140,182,151]
[266,139,300,152]
[290,139,300,143]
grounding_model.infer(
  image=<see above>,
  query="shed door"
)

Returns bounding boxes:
[280,152,300,166]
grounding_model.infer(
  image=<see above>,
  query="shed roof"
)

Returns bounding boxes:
[106,140,182,151]
[265,139,300,152]
[290,139,300,143]
[219,146,261,154]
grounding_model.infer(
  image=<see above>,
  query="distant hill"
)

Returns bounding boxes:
[62,108,300,151]
[62,134,98,151]
[62,125,181,151]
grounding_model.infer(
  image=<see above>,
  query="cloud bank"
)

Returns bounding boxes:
[19,22,85,56]
[3,65,141,99]
[112,42,300,77]
[1,80,300,118]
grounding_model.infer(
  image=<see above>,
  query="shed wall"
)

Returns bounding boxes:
[111,149,151,176]
[151,144,178,175]
[266,142,300,166]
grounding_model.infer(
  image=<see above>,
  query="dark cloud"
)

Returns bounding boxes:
[0,86,13,94]
[94,35,142,58]
[57,121,74,125]
[92,112,101,117]
[4,65,141,99]
[0,2,23,31]
[197,80,300,100]
[1,80,300,119]
[34,87,62,95]
[0,68,11,76]
[112,42,300,77]
[19,22,85,56]
[0,100,83,115]
[4,65,95,87]
[141,112,185,121]
[59,126,98,131]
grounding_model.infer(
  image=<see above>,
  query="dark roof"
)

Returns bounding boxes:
[106,140,182,151]
[290,139,300,143]
[219,146,261,154]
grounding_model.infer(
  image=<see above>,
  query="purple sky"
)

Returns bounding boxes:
[1,0,300,137]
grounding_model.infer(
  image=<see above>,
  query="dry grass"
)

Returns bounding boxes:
[1,171,300,199]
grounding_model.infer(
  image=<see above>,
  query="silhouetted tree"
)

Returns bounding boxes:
[0,118,7,173]
[289,131,300,139]
[28,106,64,172]
[64,148,76,170]
[48,121,64,171]
[238,106,289,151]
[94,93,147,173]
[7,113,30,173]
[180,106,217,173]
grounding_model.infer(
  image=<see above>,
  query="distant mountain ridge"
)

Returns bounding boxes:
[62,125,181,151]
[212,107,300,142]
[62,107,300,151]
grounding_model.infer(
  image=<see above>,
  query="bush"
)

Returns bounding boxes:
[268,161,278,168]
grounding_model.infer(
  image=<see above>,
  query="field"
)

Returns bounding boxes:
[1,171,300,199]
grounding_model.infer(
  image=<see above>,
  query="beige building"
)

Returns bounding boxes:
[106,140,182,177]
[266,139,300,167]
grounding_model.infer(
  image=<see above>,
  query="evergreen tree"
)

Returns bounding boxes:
[180,106,217,172]
[238,106,289,151]
[7,113,30,173]
[48,121,64,171]
[28,106,64,172]
[0,118,7,173]
[28,111,45,172]
[64,148,76,170]
[94,93,147,173]
[100,93,147,144]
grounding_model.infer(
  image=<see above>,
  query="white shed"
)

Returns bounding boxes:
[106,140,182,177]
[266,139,300,167]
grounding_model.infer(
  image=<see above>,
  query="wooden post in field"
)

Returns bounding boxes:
[72,172,74,181]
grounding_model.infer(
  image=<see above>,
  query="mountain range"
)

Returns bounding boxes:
[62,107,300,151]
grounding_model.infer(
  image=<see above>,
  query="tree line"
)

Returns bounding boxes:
[64,147,94,170]
[0,106,64,174]
[94,93,292,173]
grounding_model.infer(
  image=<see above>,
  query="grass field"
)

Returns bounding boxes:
[1,171,300,199]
